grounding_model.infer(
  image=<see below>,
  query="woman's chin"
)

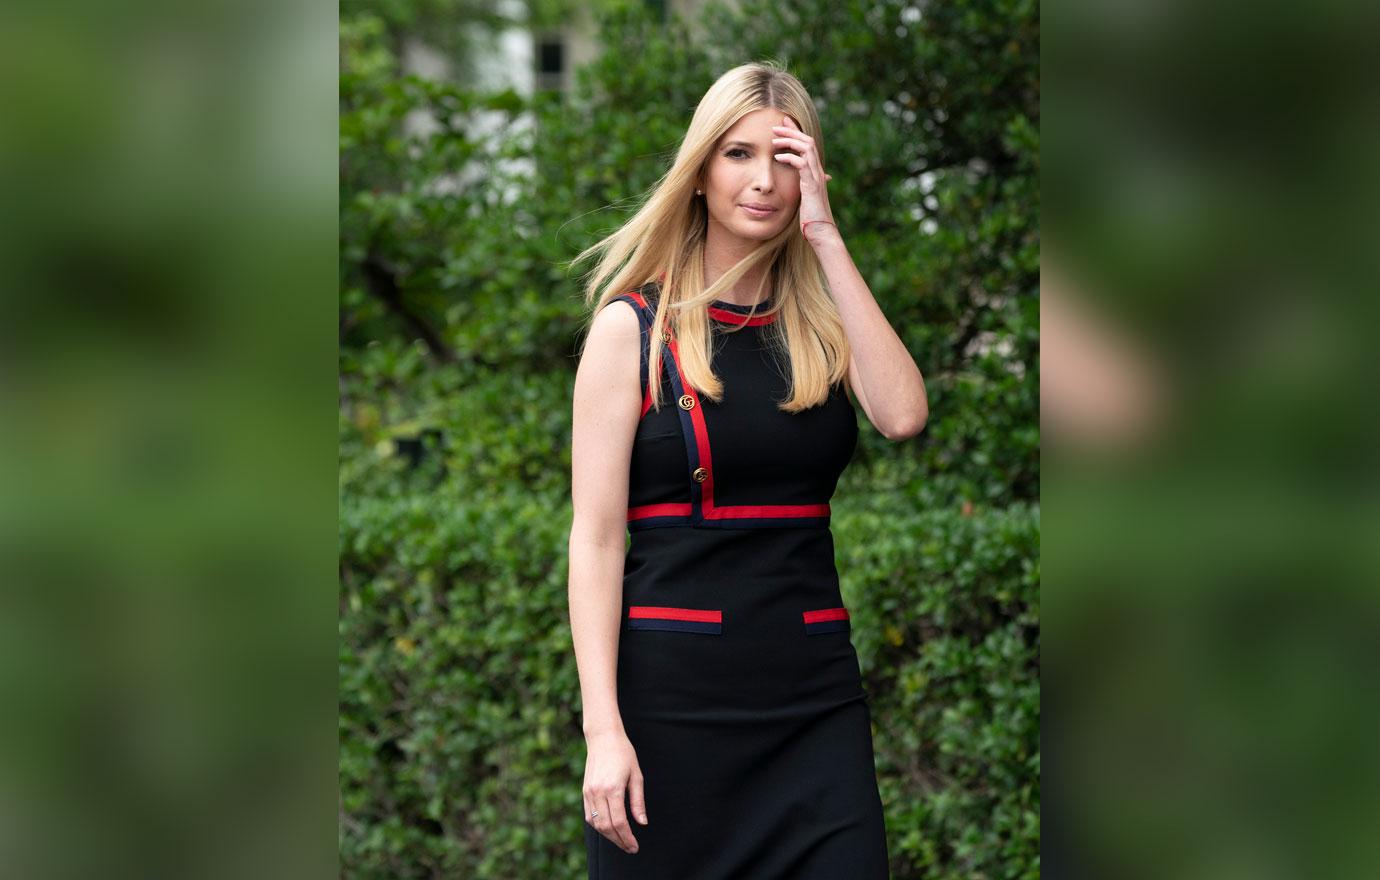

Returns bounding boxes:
[732,220,784,241]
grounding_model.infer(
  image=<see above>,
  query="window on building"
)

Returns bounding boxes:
[536,37,564,91]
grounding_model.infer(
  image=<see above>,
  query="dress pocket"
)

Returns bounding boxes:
[802,606,850,635]
[626,605,723,634]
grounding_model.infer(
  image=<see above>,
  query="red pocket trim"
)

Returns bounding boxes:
[802,607,849,624]
[628,606,723,623]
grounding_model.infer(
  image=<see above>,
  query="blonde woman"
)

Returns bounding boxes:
[568,60,927,878]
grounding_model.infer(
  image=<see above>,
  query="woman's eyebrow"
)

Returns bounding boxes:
[721,140,759,150]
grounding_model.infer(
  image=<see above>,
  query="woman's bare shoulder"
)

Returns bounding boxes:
[589,296,642,344]
[576,298,642,391]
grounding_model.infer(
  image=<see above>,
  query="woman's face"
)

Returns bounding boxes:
[701,107,802,243]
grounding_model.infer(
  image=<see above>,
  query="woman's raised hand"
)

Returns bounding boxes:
[772,115,835,233]
[583,730,649,854]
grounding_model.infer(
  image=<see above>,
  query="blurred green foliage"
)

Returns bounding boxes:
[340,0,1038,877]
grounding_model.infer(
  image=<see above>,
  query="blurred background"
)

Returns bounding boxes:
[338,0,1037,877]
[1043,0,1380,877]
[0,0,338,878]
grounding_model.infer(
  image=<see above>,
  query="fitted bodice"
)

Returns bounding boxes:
[610,281,858,536]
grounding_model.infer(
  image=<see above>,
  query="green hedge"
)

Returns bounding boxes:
[340,477,1038,877]
[837,499,1040,879]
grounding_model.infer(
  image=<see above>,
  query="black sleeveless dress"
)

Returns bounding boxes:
[584,280,890,879]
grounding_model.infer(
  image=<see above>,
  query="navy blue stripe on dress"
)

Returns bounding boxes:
[611,293,650,409]
[693,514,833,530]
[659,336,704,524]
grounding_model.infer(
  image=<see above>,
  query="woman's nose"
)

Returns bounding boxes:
[754,159,776,191]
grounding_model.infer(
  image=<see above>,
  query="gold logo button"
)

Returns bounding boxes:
[692,467,709,482]
[661,330,672,343]
[678,394,695,410]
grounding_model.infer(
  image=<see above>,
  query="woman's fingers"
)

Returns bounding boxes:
[771,135,811,153]
[586,784,638,853]
[772,136,818,171]
[583,735,646,855]
[603,789,639,853]
[591,792,617,847]
[773,143,827,188]
[586,794,601,830]
[772,123,829,183]
[628,767,648,825]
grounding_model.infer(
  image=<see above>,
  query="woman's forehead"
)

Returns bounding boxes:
[718,109,800,144]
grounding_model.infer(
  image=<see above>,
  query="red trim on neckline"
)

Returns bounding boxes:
[708,306,777,326]
[651,272,778,326]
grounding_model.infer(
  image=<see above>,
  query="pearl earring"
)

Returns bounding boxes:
[695,189,703,195]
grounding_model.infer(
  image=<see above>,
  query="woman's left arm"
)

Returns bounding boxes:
[774,117,928,440]
[810,229,928,440]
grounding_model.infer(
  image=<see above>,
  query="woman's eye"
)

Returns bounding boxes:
[726,148,748,159]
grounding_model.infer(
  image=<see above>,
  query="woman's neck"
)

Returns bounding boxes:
[703,225,773,306]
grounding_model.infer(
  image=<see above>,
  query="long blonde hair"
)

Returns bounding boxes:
[569,60,850,414]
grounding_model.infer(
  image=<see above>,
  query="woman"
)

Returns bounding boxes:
[567,61,927,879]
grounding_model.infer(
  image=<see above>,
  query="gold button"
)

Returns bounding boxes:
[692,467,709,482]
[678,394,696,410]
[661,330,672,343]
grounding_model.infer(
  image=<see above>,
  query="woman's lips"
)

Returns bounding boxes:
[740,204,777,219]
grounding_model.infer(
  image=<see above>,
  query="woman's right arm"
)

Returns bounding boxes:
[569,298,648,853]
